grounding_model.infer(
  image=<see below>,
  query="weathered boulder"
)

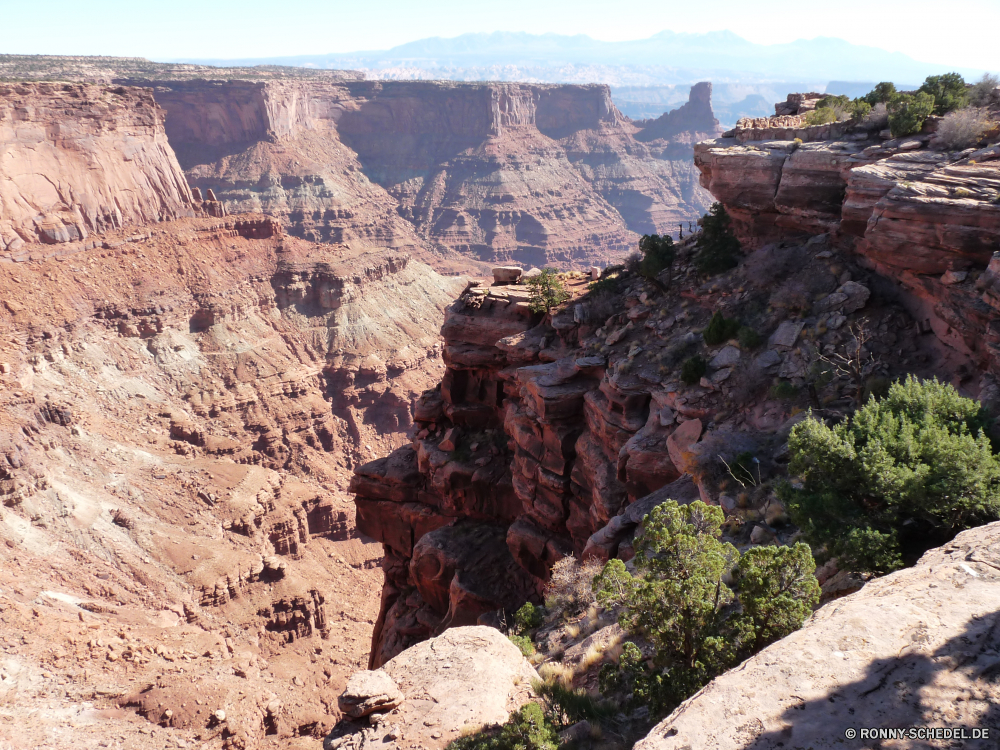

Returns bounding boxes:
[635,521,1000,750]
[326,626,539,750]
[338,670,404,719]
[492,266,524,285]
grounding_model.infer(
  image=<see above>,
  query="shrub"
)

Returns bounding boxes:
[544,556,602,620]
[919,72,969,115]
[937,107,996,150]
[680,355,707,385]
[694,203,741,275]
[514,602,543,633]
[703,311,741,346]
[737,326,762,350]
[594,501,819,713]
[447,702,559,750]
[887,92,936,138]
[624,252,642,276]
[770,381,799,400]
[862,102,889,130]
[805,106,838,126]
[970,73,1000,107]
[637,233,675,282]
[781,376,1000,575]
[805,96,870,126]
[862,81,897,106]
[508,634,535,657]
[526,269,571,314]
[533,679,611,728]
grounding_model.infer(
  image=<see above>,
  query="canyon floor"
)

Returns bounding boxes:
[0,215,467,750]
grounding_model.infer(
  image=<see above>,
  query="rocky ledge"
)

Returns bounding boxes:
[694,100,1000,375]
[636,520,1000,750]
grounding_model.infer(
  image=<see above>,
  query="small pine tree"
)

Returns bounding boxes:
[862,81,897,106]
[694,203,741,275]
[919,72,969,115]
[447,703,559,750]
[637,233,675,283]
[703,311,741,346]
[526,269,570,314]
[593,500,819,713]
[887,92,936,137]
[781,376,1000,574]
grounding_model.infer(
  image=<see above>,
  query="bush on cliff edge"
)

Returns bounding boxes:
[781,376,1000,575]
[694,203,741,275]
[526,269,570,315]
[594,500,819,714]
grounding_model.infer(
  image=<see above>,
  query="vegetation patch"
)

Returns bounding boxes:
[781,377,1000,574]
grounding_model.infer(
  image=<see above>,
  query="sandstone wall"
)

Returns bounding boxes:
[694,134,1000,372]
[141,79,716,269]
[0,82,195,250]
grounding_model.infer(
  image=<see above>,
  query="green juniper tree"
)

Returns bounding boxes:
[694,203,741,275]
[594,500,819,713]
[781,376,1000,575]
[525,269,570,314]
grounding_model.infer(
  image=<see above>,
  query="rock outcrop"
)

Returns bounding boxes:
[694,102,1000,375]
[350,217,947,666]
[635,521,1000,750]
[326,626,539,750]
[0,83,195,250]
[634,82,723,142]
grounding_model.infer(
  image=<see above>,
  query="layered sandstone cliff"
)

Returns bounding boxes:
[136,78,717,269]
[0,80,472,748]
[0,215,467,749]
[0,82,196,251]
[693,109,1000,373]
[349,221,958,667]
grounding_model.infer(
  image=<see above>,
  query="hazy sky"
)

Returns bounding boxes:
[5,0,998,71]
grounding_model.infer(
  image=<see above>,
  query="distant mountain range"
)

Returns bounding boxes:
[176,30,982,84]
[172,30,985,127]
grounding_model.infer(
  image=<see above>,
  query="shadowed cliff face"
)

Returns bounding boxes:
[140,79,718,269]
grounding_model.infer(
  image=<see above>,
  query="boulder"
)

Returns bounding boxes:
[326,627,539,750]
[767,320,803,350]
[665,419,703,474]
[492,266,523,285]
[709,345,741,369]
[338,670,404,719]
[635,521,1000,750]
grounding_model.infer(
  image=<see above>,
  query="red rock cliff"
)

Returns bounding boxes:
[141,79,715,269]
[694,112,1000,372]
[0,82,195,251]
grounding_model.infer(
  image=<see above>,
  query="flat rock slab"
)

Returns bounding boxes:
[768,320,804,350]
[636,521,1000,750]
[710,345,741,369]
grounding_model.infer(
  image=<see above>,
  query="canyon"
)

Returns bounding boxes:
[3,54,1000,750]
[346,84,1000,745]
[0,80,468,750]
[2,56,722,271]
[141,78,719,269]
